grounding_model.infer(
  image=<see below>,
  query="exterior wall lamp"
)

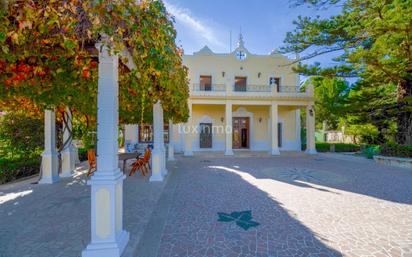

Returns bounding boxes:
[309,106,314,117]
[222,71,225,77]
[221,117,224,122]
[258,72,261,78]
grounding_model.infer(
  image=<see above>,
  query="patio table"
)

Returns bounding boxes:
[118,152,141,173]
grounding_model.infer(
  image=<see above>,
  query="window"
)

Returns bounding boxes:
[139,124,169,143]
[269,77,281,92]
[199,75,212,91]
[234,76,247,91]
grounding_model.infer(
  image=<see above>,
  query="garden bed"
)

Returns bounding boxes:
[373,155,412,169]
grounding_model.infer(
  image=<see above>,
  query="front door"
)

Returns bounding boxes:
[232,117,249,149]
[199,123,212,148]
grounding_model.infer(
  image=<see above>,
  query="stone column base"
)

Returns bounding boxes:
[61,148,74,178]
[82,230,129,257]
[82,171,129,257]
[225,149,234,156]
[305,149,318,155]
[168,145,175,161]
[150,148,165,182]
[271,148,280,155]
[161,148,168,177]
[184,150,193,156]
[39,151,59,184]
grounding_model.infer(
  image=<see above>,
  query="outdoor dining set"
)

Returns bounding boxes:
[86,146,152,177]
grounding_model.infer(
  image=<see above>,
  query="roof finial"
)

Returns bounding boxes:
[237,30,245,48]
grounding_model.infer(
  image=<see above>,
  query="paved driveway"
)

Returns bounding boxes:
[1,153,411,257]
[137,152,412,257]
[0,162,165,257]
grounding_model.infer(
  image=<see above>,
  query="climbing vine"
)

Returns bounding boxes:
[0,0,189,125]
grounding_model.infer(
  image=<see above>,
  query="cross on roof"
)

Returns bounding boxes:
[236,51,246,60]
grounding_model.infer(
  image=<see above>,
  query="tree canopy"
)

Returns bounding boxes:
[0,0,189,126]
[283,0,412,145]
[309,77,349,130]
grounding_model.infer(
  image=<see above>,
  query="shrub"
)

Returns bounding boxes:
[0,112,43,157]
[315,143,330,152]
[312,143,360,152]
[0,157,41,184]
[78,147,88,162]
[334,143,360,152]
[0,112,43,184]
[362,145,380,159]
[380,143,412,158]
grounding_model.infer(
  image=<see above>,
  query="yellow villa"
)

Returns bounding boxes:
[125,34,317,156]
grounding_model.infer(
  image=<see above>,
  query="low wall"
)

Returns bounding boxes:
[373,155,412,169]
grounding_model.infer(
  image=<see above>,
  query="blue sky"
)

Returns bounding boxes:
[164,0,342,66]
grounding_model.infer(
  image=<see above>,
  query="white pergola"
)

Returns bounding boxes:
[39,41,172,257]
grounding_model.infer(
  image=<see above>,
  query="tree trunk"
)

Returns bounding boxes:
[396,79,412,146]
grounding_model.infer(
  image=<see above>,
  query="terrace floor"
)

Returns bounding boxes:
[1,152,411,257]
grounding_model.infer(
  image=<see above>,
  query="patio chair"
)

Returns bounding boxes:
[87,148,96,177]
[129,148,151,177]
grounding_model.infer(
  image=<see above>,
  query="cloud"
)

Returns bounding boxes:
[164,1,225,50]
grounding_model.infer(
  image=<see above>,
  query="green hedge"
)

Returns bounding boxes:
[334,143,361,152]
[315,143,330,152]
[302,143,361,152]
[380,143,412,158]
[0,157,41,184]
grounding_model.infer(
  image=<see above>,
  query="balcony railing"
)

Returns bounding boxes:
[233,84,271,92]
[192,83,226,92]
[277,85,302,93]
[190,83,311,96]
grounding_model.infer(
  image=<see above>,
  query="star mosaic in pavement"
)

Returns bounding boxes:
[279,168,321,183]
[217,210,260,230]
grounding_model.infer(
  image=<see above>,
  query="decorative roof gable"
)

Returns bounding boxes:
[194,45,214,55]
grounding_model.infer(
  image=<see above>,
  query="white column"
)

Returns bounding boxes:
[168,120,175,161]
[296,109,302,151]
[39,109,59,184]
[225,101,233,155]
[124,124,139,152]
[61,108,75,177]
[73,140,81,164]
[159,102,167,177]
[305,105,317,154]
[184,101,193,156]
[82,42,129,257]
[150,101,166,181]
[270,102,280,155]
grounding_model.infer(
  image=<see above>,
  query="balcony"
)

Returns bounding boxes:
[192,83,226,92]
[233,84,271,92]
[277,85,303,93]
[190,83,313,99]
